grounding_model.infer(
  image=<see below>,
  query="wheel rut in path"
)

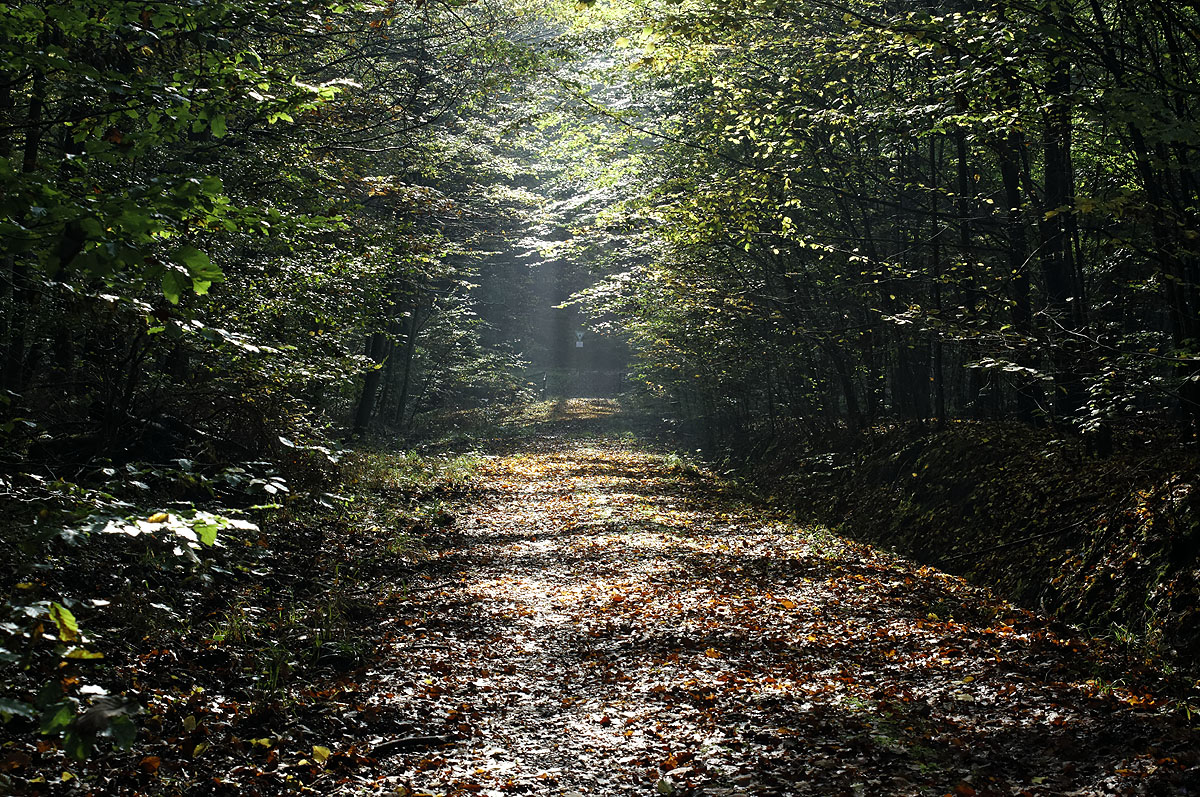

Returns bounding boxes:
[365,435,1198,796]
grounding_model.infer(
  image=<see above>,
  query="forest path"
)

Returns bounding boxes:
[366,409,1196,796]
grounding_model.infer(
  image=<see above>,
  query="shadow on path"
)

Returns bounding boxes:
[363,416,1198,796]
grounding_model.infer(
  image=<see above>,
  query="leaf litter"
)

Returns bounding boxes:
[363,432,1198,796]
[5,403,1196,795]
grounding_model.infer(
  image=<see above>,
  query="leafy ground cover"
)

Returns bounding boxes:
[0,445,481,794]
[725,422,1200,665]
[359,403,1199,797]
[3,400,1198,795]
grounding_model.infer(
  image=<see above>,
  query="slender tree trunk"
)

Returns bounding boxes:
[4,68,45,391]
[953,124,985,416]
[930,136,946,423]
[352,332,389,436]
[394,302,422,429]
[1038,58,1084,422]
[999,131,1039,421]
[825,344,862,431]
[0,72,14,391]
[376,335,400,423]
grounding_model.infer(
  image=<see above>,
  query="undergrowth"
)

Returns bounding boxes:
[719,421,1200,673]
[0,444,480,792]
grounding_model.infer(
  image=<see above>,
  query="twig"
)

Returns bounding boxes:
[937,519,1088,563]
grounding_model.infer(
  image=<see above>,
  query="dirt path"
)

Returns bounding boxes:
[364,431,1198,796]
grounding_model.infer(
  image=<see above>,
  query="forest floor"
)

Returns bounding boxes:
[353,400,1198,797]
[6,400,1199,796]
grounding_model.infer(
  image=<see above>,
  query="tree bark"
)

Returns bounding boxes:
[352,332,389,437]
[4,68,46,391]
[1038,57,1084,422]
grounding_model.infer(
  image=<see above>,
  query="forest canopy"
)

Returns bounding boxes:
[561,0,1200,444]
[5,0,1200,455]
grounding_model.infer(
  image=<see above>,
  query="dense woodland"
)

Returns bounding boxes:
[2,0,1200,791]
[5,0,1200,483]
[566,0,1200,443]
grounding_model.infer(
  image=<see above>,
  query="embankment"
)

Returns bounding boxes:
[734,423,1200,661]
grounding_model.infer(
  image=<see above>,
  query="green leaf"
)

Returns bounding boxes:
[200,175,223,196]
[172,245,223,283]
[0,698,36,722]
[172,244,210,274]
[63,729,93,761]
[35,681,62,708]
[107,715,137,749]
[117,208,156,236]
[162,269,188,305]
[194,520,219,547]
[63,647,104,661]
[79,217,103,238]
[49,603,79,643]
[210,114,227,138]
[40,702,74,734]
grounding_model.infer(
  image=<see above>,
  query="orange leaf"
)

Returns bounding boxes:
[0,752,31,772]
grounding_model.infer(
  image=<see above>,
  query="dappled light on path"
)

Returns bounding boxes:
[367,431,1197,796]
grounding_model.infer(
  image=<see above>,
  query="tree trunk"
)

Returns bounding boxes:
[1038,58,1084,422]
[393,301,422,428]
[352,332,389,437]
[999,131,1039,421]
[3,68,45,391]
[930,136,946,423]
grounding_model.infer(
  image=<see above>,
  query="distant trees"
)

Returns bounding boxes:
[567,0,1200,443]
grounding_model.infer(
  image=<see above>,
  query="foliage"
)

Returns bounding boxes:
[0,441,480,789]
[556,0,1200,442]
[5,0,1200,787]
[0,0,569,774]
